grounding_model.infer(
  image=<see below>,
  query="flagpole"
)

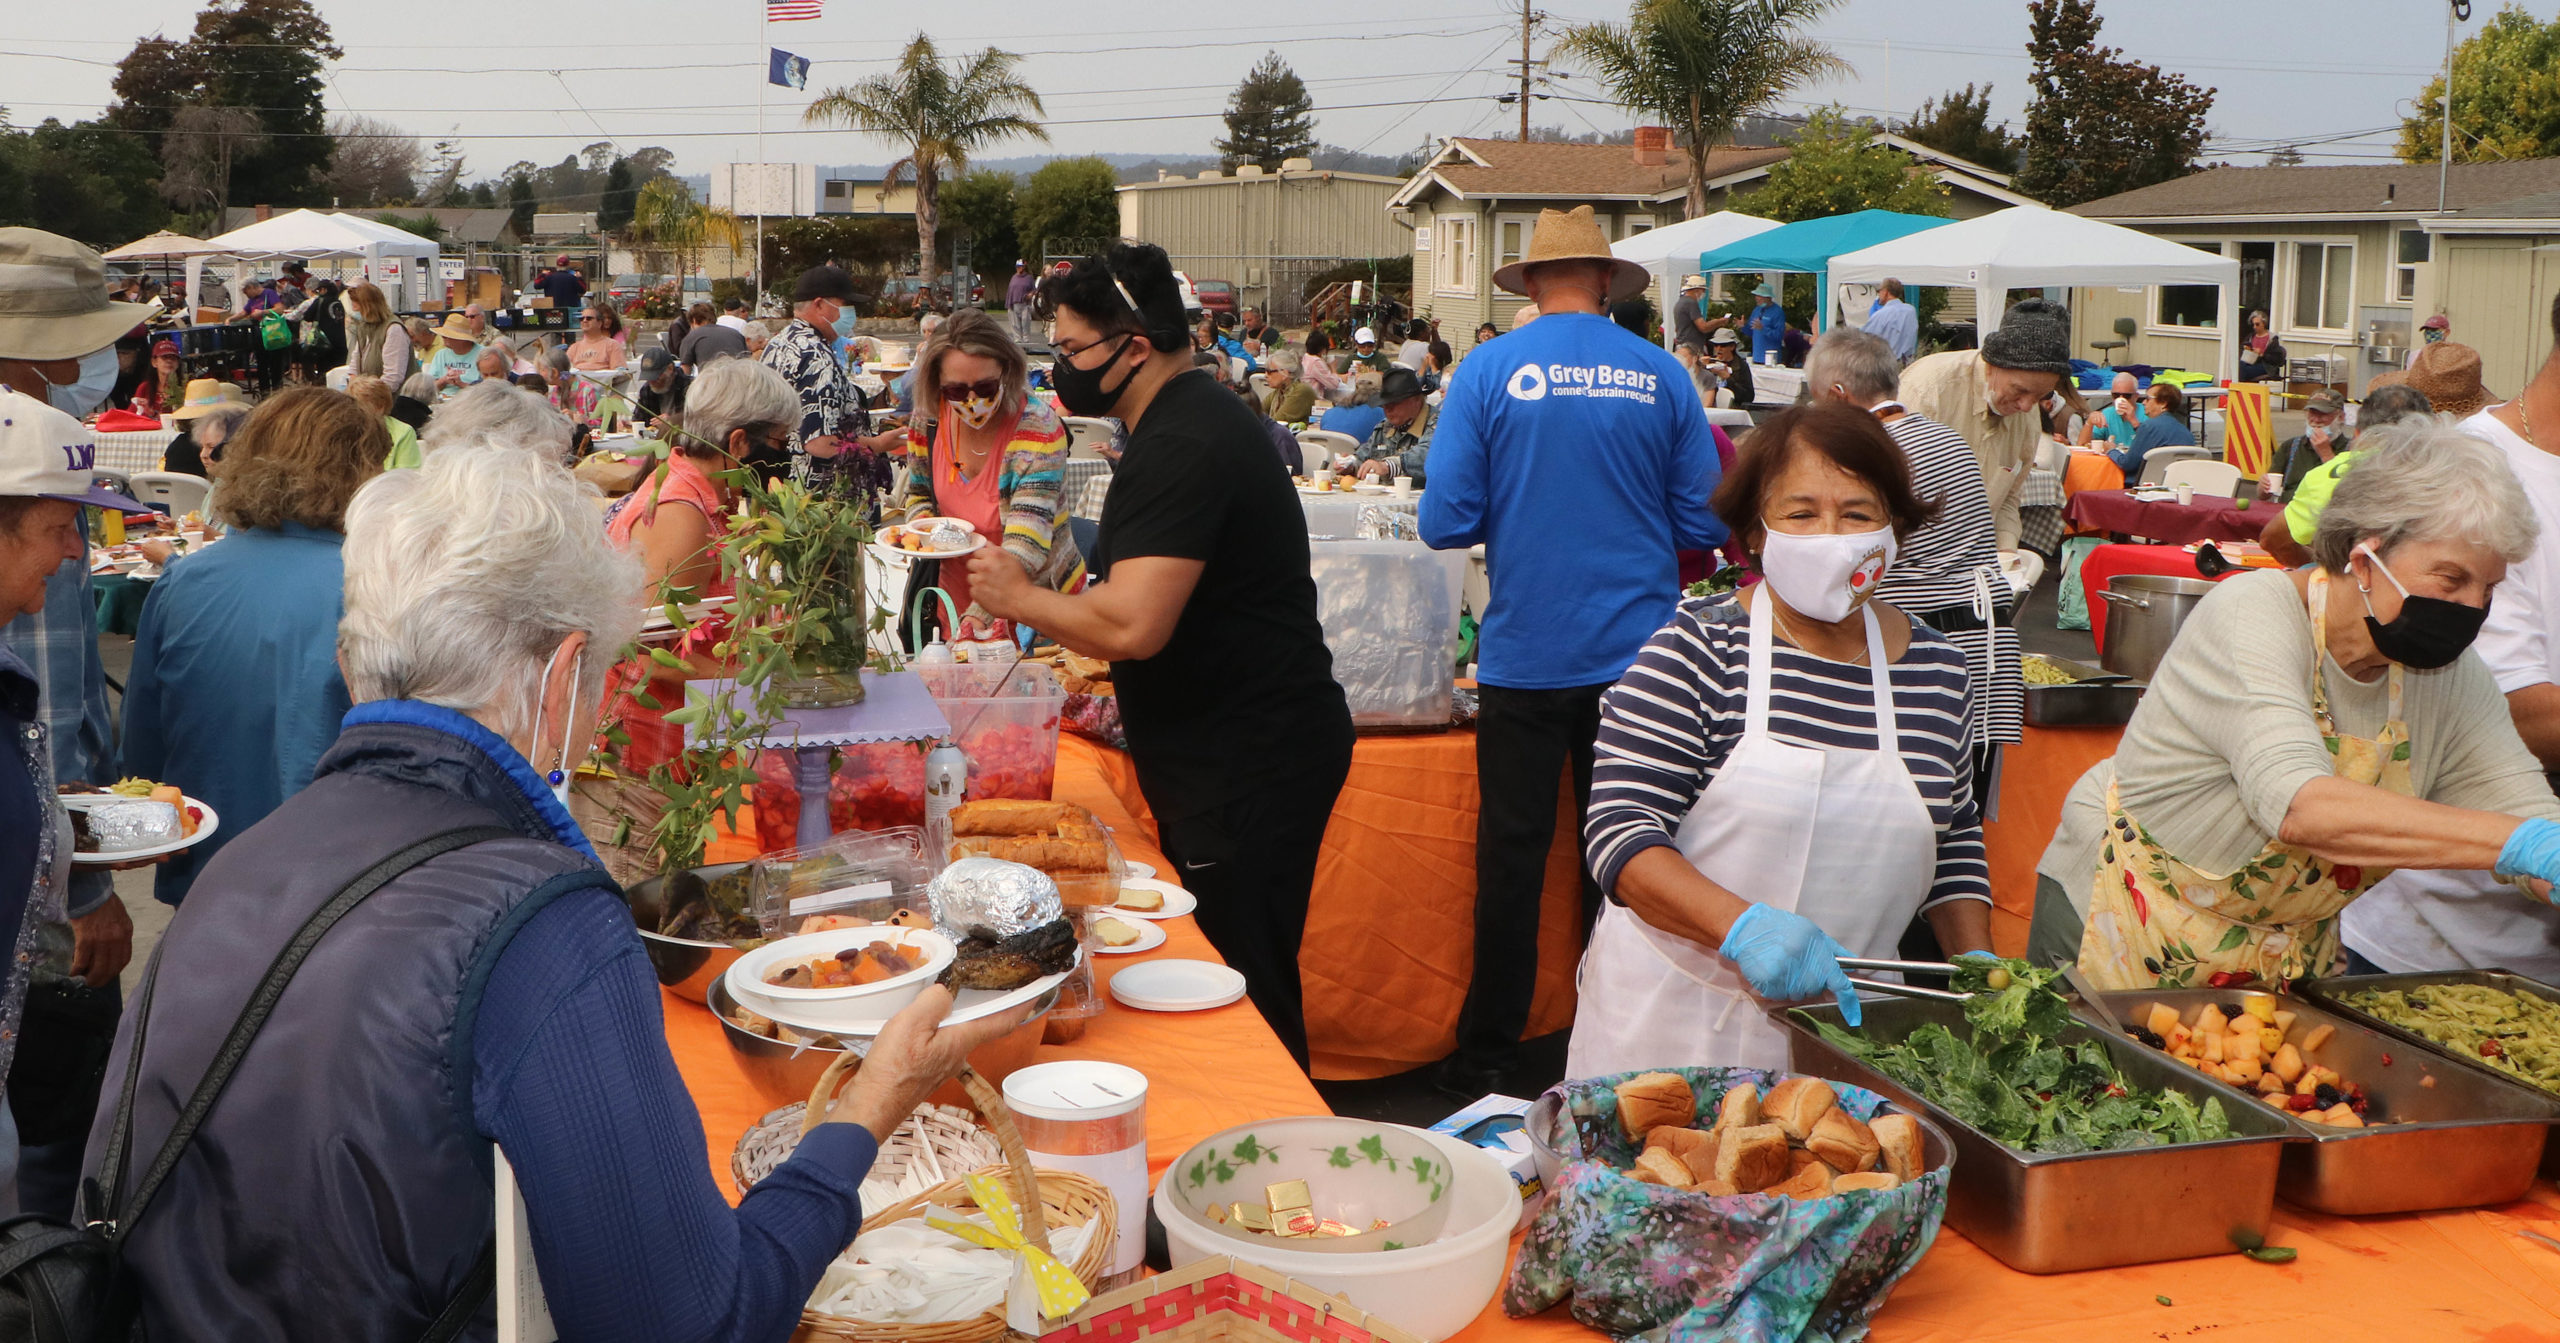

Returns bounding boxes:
[755,0,767,308]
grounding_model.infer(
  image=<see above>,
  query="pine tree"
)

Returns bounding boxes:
[1215,53,1317,173]
[2017,0,2214,207]
[1899,83,2021,175]
[598,158,637,233]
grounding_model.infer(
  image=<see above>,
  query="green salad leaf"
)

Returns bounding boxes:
[1806,954,2235,1155]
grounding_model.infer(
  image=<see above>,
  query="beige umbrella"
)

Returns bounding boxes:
[101,230,225,260]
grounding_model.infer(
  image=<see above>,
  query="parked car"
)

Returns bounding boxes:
[1191,279,1237,319]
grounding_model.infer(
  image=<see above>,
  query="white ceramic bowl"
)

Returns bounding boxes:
[723,925,956,1030]
[1155,1125,1513,1341]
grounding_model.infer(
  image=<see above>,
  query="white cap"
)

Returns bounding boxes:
[0,390,148,511]
[1353,326,1376,345]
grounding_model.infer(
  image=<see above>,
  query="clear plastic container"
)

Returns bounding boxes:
[914,661,1068,801]
[746,826,930,937]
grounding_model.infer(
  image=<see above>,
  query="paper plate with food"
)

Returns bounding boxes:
[871,517,985,563]
[1089,912,1167,955]
[1104,877,1195,920]
[64,778,218,865]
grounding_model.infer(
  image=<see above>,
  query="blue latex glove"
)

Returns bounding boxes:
[2496,818,2560,896]
[1718,903,1861,1026]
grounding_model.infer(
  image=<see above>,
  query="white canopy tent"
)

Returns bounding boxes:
[193,209,439,314]
[1609,211,1780,351]
[1829,205,2244,382]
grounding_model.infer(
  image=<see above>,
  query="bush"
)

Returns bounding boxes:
[1299,255,1412,302]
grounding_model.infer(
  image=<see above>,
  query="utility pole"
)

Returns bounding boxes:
[1510,0,1544,142]
[2440,0,2468,213]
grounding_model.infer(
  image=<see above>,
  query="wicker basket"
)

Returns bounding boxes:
[791,1054,1118,1343]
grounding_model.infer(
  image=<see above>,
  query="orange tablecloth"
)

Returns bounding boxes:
[665,729,2560,1341]
[1070,733,1588,1081]
[1980,722,2124,956]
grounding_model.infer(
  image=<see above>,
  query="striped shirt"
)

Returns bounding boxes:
[1879,410,2023,746]
[1584,595,1991,914]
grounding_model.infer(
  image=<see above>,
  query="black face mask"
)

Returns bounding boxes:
[1050,334,1137,417]
[2358,548,2490,670]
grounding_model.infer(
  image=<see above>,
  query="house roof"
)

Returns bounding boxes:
[2070,159,2560,221]
[1388,134,2034,212]
[1118,167,1407,193]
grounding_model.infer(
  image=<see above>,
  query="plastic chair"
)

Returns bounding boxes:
[2161,459,2242,497]
[2090,316,2136,367]
[1296,430,1362,469]
[129,472,212,517]
[1062,416,1117,461]
[2135,446,2211,487]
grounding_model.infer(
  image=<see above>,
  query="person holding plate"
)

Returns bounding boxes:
[887,307,1082,620]
[1572,401,1994,1073]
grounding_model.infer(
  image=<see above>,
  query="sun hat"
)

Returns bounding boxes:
[0,228,153,362]
[0,390,149,511]
[1353,326,1378,346]
[1751,282,1777,299]
[1980,297,2074,375]
[2400,341,2493,417]
[165,378,250,421]
[1681,274,1708,291]
[1492,205,1650,301]
[1708,327,1739,345]
[429,315,481,345]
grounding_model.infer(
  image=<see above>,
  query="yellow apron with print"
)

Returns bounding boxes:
[2077,572,2416,990]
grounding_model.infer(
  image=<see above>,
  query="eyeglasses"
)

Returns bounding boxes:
[939,377,1003,403]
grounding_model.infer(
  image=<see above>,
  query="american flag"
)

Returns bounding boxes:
[767,0,821,19]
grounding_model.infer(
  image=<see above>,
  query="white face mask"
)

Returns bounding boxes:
[530,641,583,809]
[49,345,120,418]
[1758,525,1895,624]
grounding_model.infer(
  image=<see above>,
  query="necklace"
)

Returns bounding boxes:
[1768,600,1869,666]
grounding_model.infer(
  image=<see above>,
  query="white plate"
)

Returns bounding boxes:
[1089,915,1167,955]
[1109,958,1246,1012]
[1106,878,1195,920]
[1351,483,1395,495]
[65,792,220,865]
[752,947,1083,1039]
[1122,860,1156,881]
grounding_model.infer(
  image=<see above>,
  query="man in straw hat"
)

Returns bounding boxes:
[1418,204,1726,1101]
[1902,296,2075,550]
[2349,303,2560,981]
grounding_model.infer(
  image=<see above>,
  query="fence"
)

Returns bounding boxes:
[1040,240,1406,327]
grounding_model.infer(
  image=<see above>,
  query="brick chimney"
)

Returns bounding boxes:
[1632,127,1671,167]
[254,203,273,222]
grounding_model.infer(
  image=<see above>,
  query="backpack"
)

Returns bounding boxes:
[257,311,292,351]
[0,826,510,1342]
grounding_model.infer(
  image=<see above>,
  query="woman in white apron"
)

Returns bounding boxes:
[1569,402,1998,1076]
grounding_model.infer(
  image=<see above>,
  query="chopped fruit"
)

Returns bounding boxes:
[2146,1003,2184,1037]
[2242,995,2278,1024]
[2300,1023,2336,1053]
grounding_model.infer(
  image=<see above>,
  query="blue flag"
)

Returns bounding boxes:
[769,49,811,90]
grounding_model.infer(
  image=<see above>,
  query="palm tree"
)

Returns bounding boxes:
[1558,0,1849,219]
[631,178,744,287]
[804,34,1047,283]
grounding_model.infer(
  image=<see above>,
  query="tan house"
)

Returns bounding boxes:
[1114,159,1410,322]
[2068,159,2560,398]
[1388,129,2035,347]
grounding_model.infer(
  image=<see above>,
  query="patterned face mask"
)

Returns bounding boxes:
[953,391,1000,429]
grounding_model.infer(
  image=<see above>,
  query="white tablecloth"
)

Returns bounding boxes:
[1749,365,1806,406]
[94,429,178,476]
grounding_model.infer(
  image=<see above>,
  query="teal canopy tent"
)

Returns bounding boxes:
[1695,210,1955,333]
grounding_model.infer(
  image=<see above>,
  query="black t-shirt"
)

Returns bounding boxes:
[1092,369,1351,818]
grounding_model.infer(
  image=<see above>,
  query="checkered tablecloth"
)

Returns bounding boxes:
[1073,469,1112,522]
[2018,467,2064,556]
[94,430,178,476]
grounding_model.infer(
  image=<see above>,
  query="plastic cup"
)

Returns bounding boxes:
[2175,483,2194,505]
[1393,475,1413,498]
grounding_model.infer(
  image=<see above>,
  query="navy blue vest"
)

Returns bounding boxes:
[84,711,616,1341]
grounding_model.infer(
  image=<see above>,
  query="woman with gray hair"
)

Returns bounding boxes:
[598,355,801,774]
[88,444,1020,1339]
[2028,417,2560,986]
[419,379,575,462]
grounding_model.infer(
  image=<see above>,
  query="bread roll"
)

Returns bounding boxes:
[1805,1108,1881,1174]
[1646,1125,1721,1186]
[1631,1147,1694,1188]
[1787,1148,1827,1176]
[951,799,1077,837]
[1762,1077,1839,1143]
[1770,1162,1835,1201]
[1832,1172,1902,1193]
[1713,1123,1791,1194]
[981,836,1111,872]
[1871,1113,1926,1183]
[1697,1178,1740,1197]
[1614,1072,1695,1140]
[1712,1084,1761,1132]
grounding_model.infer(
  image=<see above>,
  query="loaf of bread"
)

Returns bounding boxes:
[1713,1122,1791,1194]
[1770,1162,1835,1201]
[1870,1113,1926,1183]
[1805,1108,1880,1174]
[976,836,1111,872]
[1831,1172,1902,1193]
[1614,1072,1695,1140]
[1762,1077,1838,1143]
[952,799,1078,837]
[1711,1083,1761,1132]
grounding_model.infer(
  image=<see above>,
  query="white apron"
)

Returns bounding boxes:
[1566,593,1940,1076]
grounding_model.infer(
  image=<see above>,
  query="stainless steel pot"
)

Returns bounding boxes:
[2097,574,2217,682]
[624,861,755,1003]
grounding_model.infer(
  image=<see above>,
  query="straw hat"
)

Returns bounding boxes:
[0,228,152,361]
[1680,274,1708,291]
[166,377,249,421]
[428,314,481,345]
[1492,205,1650,301]
[2399,341,2493,418]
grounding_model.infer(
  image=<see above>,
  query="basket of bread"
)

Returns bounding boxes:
[1507,1068,1952,1342]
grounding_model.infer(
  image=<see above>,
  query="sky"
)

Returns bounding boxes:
[0,0,2490,183]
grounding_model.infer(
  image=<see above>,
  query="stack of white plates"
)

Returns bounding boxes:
[1107,959,1246,1012]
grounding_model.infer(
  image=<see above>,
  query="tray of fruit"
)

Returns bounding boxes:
[2081,987,2560,1215]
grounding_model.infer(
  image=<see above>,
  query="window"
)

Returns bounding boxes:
[1435,214,1476,293]
[1494,214,1537,270]
[1623,214,1654,235]
[2394,229,2429,303]
[2156,283,2221,329]
[2291,241,2353,331]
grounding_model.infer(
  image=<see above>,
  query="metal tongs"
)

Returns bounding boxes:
[1836,957,1971,1003]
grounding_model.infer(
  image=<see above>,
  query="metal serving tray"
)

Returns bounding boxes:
[1777,998,2291,1274]
[2078,989,2560,1215]
[2022,654,2147,727]
[2297,972,2560,1102]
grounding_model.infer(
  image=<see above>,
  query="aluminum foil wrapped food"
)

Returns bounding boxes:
[926,856,1062,940]
[926,519,973,551]
[82,799,181,852]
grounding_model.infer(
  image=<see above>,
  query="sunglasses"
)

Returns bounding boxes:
[939,377,1003,403]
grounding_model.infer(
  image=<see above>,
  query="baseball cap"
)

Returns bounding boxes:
[2304,388,2345,414]
[639,346,676,374]
[2420,315,2450,332]
[793,265,860,304]
[0,390,148,511]
[1353,326,1377,345]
